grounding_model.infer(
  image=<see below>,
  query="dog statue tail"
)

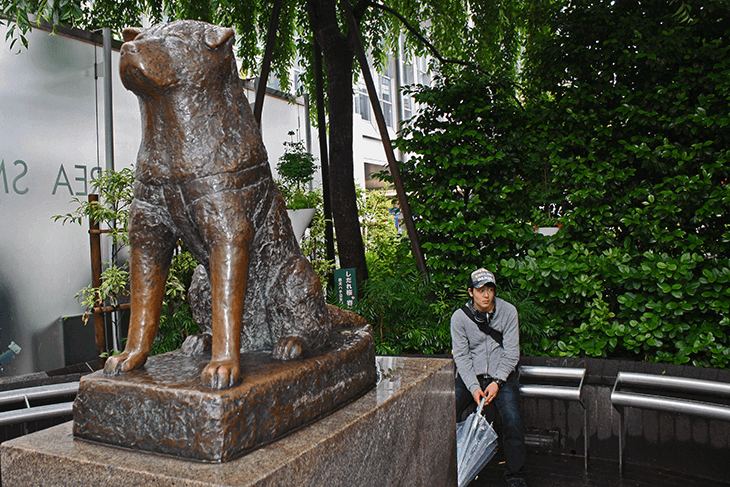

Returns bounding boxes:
[326,304,368,328]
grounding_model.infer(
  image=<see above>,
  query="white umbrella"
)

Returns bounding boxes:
[456,398,498,487]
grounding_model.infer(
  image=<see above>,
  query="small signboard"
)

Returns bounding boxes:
[334,268,357,307]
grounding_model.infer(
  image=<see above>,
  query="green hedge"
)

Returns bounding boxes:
[395,0,730,366]
[499,246,730,366]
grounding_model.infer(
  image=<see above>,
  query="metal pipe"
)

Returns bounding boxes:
[618,409,624,475]
[519,366,587,380]
[0,403,75,427]
[394,36,404,143]
[0,383,79,407]
[611,391,730,421]
[584,404,588,471]
[517,365,590,471]
[102,27,121,352]
[102,27,114,173]
[616,371,730,396]
[519,385,581,402]
[612,371,730,476]
[341,0,429,281]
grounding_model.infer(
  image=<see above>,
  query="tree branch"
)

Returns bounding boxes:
[369,0,526,110]
[367,0,487,75]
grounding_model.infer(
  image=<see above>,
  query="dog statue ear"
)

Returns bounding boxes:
[204,26,235,50]
[122,27,143,43]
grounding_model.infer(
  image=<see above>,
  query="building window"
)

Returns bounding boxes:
[294,69,306,94]
[417,57,429,86]
[365,163,390,190]
[354,83,370,121]
[293,55,307,95]
[403,63,414,86]
[267,74,283,92]
[379,74,392,127]
[403,95,412,121]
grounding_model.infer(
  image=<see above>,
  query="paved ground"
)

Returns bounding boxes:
[468,450,730,487]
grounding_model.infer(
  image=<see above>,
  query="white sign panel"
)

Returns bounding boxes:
[0,26,139,377]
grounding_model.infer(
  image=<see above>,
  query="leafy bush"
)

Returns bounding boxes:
[355,238,553,357]
[500,245,730,366]
[152,243,201,355]
[395,71,549,289]
[393,0,730,365]
[358,187,400,258]
[54,168,134,312]
[355,243,453,355]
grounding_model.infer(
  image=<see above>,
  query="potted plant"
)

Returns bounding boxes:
[535,223,561,236]
[276,131,320,241]
[531,207,563,237]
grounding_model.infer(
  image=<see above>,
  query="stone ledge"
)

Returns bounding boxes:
[1,357,456,487]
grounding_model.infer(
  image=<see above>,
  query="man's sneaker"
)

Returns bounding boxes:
[506,478,528,487]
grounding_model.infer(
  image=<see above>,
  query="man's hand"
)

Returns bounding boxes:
[472,388,487,406]
[473,381,501,406]
[483,381,499,405]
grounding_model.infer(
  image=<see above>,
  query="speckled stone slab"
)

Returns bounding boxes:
[72,325,376,462]
[1,357,456,487]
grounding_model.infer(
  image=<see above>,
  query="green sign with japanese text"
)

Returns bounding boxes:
[334,268,357,307]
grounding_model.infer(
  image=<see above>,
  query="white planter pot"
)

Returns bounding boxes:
[536,226,560,236]
[286,208,316,242]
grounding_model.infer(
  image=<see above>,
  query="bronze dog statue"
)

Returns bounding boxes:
[104,20,362,390]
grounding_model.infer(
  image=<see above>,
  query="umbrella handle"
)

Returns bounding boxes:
[460,397,487,470]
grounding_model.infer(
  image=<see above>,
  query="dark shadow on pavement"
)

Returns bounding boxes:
[468,449,730,487]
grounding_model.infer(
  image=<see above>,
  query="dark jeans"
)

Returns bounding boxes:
[455,372,527,479]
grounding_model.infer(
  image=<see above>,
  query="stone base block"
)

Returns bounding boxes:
[2,357,456,487]
[73,325,376,462]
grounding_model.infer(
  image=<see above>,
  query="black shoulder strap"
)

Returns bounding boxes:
[461,305,503,347]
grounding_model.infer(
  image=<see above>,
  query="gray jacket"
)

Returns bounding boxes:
[451,297,520,395]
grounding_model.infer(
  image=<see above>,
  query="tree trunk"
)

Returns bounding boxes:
[307,0,368,290]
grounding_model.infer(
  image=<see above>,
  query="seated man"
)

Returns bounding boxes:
[452,268,527,487]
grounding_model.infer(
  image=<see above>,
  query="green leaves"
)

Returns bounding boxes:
[497,242,730,366]
[395,69,554,287]
[275,132,321,211]
[276,132,317,189]
[75,264,129,312]
[53,167,134,247]
[392,0,729,366]
[2,0,86,51]
[355,256,451,356]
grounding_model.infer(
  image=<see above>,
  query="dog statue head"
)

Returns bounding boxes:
[120,21,236,96]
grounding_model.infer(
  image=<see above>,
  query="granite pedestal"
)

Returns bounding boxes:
[1,356,456,486]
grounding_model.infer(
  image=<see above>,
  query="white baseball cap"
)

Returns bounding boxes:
[469,268,496,289]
